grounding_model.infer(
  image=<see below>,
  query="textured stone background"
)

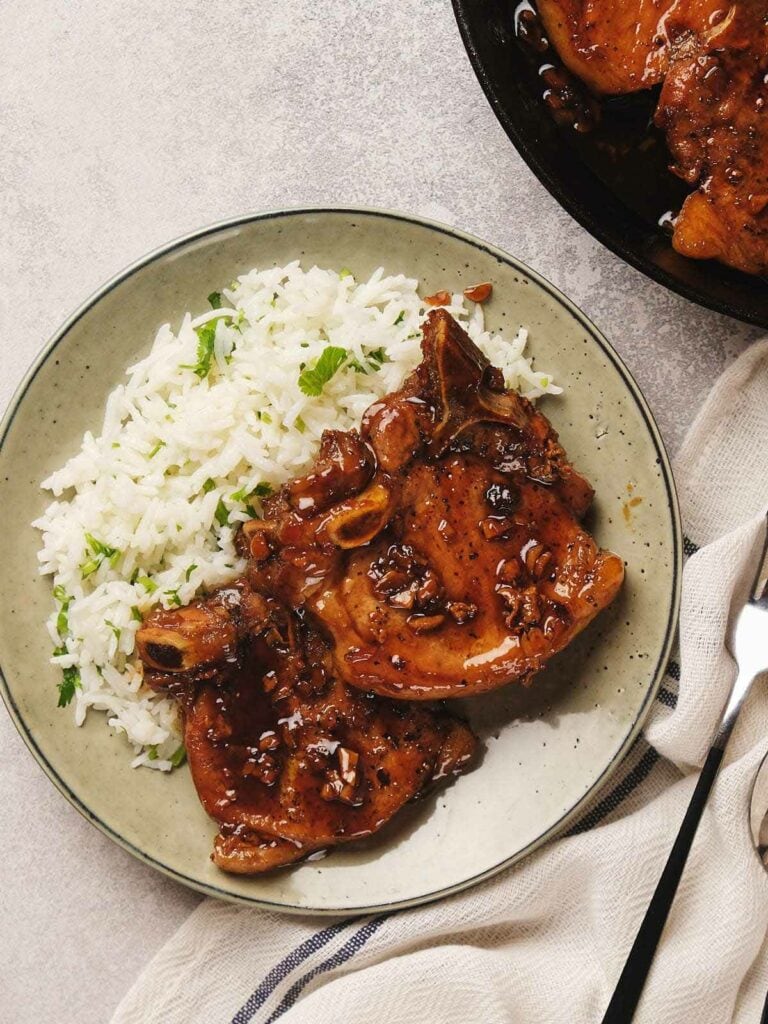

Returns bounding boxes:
[0,2,762,1021]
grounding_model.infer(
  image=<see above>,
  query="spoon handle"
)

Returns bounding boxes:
[600,744,725,1023]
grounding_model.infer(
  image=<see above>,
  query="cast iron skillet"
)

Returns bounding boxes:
[452,0,768,328]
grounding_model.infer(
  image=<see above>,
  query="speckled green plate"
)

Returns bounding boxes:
[0,208,681,914]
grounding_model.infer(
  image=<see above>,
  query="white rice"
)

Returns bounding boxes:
[33,262,561,771]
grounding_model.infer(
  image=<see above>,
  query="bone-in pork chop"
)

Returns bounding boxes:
[137,582,476,872]
[245,310,624,699]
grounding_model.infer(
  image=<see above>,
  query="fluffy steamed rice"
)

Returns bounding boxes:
[33,262,561,770]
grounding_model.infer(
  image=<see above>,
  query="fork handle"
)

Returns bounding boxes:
[600,744,725,1023]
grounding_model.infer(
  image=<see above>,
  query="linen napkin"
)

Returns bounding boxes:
[110,341,768,1024]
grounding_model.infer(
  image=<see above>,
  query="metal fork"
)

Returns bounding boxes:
[601,510,768,1024]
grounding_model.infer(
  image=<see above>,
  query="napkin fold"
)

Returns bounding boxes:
[111,341,768,1024]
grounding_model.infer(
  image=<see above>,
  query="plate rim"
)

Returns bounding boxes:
[0,205,682,914]
[450,0,768,330]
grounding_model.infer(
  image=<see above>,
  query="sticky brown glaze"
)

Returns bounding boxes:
[535,0,768,275]
[137,586,477,872]
[535,0,679,95]
[656,3,768,274]
[247,310,623,700]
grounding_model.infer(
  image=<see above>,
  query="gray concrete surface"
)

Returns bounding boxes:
[0,2,762,1022]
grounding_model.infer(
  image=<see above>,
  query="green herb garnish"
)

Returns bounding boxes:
[85,533,119,562]
[207,291,222,309]
[147,745,159,761]
[53,586,72,637]
[339,268,353,279]
[136,575,157,594]
[182,314,233,378]
[130,606,143,622]
[259,411,272,424]
[57,666,81,708]
[214,499,229,527]
[80,558,100,579]
[148,440,165,459]
[253,482,273,498]
[295,416,307,434]
[185,564,198,582]
[394,311,405,325]
[348,346,388,375]
[80,533,119,578]
[297,345,347,397]
[164,589,182,607]
[202,477,216,494]
[105,619,121,643]
[170,743,187,768]
[189,321,217,378]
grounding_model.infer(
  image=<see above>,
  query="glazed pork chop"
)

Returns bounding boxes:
[536,0,768,275]
[655,3,768,274]
[137,581,476,872]
[244,310,624,700]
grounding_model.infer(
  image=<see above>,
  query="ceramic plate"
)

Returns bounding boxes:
[0,208,681,914]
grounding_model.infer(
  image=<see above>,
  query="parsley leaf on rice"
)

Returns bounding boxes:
[298,345,347,396]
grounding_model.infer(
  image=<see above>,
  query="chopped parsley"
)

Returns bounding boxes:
[105,619,121,643]
[164,588,182,607]
[79,558,100,579]
[394,311,406,325]
[136,574,157,594]
[207,291,222,309]
[170,743,187,768]
[188,321,217,378]
[57,666,81,708]
[258,410,272,424]
[348,346,388,376]
[53,585,72,637]
[184,564,198,582]
[339,268,353,279]
[214,498,229,527]
[81,533,120,578]
[297,345,347,396]
[202,477,216,494]
[148,439,165,459]
[253,482,273,498]
[181,314,233,378]
[130,606,143,622]
[147,743,185,766]
[295,416,307,434]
